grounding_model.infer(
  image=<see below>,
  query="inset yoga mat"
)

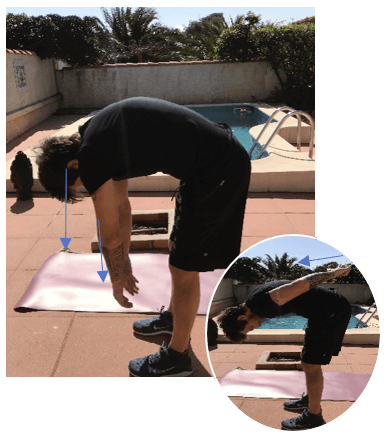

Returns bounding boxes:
[218,369,371,401]
[14,252,224,314]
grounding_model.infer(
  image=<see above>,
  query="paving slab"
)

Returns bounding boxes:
[210,341,378,430]
[6,186,314,379]
[7,315,74,377]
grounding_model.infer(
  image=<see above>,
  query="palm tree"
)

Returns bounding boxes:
[263,254,278,280]
[100,9,261,62]
[180,12,252,60]
[101,7,164,63]
[225,252,313,284]
[224,256,269,284]
[181,13,229,60]
[261,253,302,280]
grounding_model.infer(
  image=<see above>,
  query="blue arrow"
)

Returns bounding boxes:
[60,168,71,249]
[97,219,108,282]
[298,254,344,267]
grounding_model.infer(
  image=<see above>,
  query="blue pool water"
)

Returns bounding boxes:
[188,104,269,160]
[259,313,365,330]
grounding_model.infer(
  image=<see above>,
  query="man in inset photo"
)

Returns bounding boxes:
[218,265,352,430]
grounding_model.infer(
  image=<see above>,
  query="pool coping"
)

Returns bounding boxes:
[217,327,380,346]
[6,102,315,194]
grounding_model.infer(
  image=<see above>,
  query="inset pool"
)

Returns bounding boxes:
[259,312,366,330]
[187,104,269,160]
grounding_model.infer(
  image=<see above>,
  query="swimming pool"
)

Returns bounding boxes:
[259,311,366,330]
[93,104,269,160]
[187,104,270,160]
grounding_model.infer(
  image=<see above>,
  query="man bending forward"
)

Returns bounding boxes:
[36,97,251,377]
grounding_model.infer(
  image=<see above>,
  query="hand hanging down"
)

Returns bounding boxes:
[99,240,139,308]
[111,256,139,308]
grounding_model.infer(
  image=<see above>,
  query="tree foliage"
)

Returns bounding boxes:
[181,13,230,60]
[224,254,367,285]
[7,9,315,108]
[101,7,182,63]
[6,13,110,66]
[215,20,315,110]
[214,12,263,62]
[254,24,315,109]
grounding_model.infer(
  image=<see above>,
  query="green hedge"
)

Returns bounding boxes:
[6,13,109,66]
[215,23,315,110]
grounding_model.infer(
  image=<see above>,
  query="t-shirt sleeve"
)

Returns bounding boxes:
[245,283,289,318]
[77,145,112,196]
[246,291,281,317]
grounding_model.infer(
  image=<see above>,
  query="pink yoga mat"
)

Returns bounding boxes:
[14,252,224,314]
[218,369,371,401]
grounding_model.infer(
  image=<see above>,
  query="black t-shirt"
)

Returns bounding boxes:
[245,280,347,321]
[77,97,233,195]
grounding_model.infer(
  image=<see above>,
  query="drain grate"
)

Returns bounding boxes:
[256,350,303,370]
[91,209,174,252]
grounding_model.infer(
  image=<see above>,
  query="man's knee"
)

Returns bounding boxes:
[169,263,198,281]
[301,361,322,373]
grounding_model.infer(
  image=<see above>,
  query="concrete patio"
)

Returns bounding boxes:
[209,341,379,429]
[6,114,315,377]
[6,189,314,377]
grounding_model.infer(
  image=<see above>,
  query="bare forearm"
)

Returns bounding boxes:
[97,207,132,284]
[277,270,338,303]
[269,280,310,305]
[118,201,132,258]
[269,268,345,306]
[101,241,124,283]
[298,269,339,289]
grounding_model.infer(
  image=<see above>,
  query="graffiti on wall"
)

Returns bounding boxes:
[13,60,28,93]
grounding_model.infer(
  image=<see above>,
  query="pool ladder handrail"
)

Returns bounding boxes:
[248,106,315,160]
[355,303,377,328]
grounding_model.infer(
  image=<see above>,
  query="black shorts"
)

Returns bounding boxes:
[301,296,352,365]
[169,137,251,272]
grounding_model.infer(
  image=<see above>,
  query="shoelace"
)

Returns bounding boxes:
[157,305,165,315]
[149,343,168,364]
[292,410,310,425]
[156,306,172,324]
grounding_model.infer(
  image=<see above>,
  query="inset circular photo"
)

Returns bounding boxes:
[206,235,379,430]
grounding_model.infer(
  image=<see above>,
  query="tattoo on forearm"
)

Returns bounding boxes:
[101,243,124,282]
[301,271,337,289]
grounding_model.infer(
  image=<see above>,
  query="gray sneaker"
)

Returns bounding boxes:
[132,306,173,336]
[128,343,193,377]
[282,409,325,430]
[284,393,309,411]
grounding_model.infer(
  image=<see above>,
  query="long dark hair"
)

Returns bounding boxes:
[35,133,83,203]
[217,305,248,343]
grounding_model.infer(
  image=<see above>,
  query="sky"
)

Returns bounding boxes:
[241,235,352,269]
[5,6,315,31]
